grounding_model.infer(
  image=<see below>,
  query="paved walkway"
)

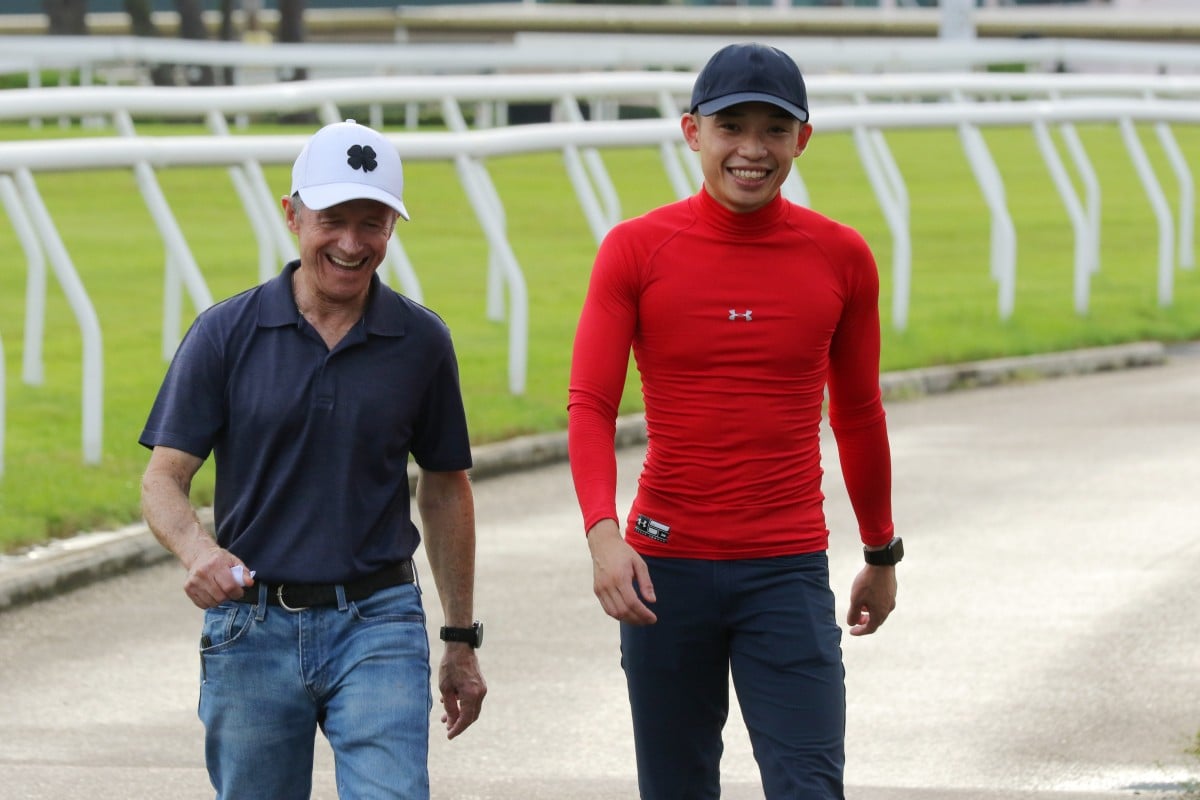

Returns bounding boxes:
[0,340,1196,799]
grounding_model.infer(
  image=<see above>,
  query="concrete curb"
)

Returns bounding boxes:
[878,340,1167,398]
[0,340,1170,613]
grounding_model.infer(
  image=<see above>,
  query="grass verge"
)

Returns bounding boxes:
[0,120,1198,551]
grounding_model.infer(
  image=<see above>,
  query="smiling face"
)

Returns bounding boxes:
[284,195,398,309]
[681,101,813,214]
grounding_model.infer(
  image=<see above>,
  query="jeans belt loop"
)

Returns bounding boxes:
[254,582,268,621]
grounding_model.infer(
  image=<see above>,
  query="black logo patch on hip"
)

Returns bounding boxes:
[633,515,670,544]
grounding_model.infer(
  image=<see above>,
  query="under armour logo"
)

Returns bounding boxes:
[634,515,670,543]
[728,309,753,321]
[346,144,378,173]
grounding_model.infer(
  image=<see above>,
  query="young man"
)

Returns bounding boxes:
[140,120,486,799]
[568,43,902,799]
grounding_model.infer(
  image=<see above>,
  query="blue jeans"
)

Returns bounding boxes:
[620,553,846,800]
[198,581,432,799]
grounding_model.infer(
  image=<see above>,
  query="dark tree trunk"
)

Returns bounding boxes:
[124,0,157,37]
[175,0,207,40]
[174,0,215,86]
[278,0,308,81]
[44,0,88,35]
[218,0,235,40]
[124,0,177,85]
[278,0,306,44]
[218,0,235,84]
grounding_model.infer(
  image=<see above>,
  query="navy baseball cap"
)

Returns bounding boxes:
[690,43,809,123]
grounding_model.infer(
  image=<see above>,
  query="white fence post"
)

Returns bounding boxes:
[852,106,912,331]
[1032,119,1093,314]
[0,328,5,477]
[13,168,103,465]
[558,94,621,243]
[1153,121,1195,270]
[204,110,294,285]
[952,90,1017,320]
[441,96,513,328]
[1056,122,1102,282]
[655,90,700,199]
[1119,116,1176,306]
[113,110,215,356]
[0,175,46,386]
[0,71,1198,467]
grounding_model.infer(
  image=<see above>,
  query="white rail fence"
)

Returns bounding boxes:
[0,71,1197,473]
[4,32,1200,88]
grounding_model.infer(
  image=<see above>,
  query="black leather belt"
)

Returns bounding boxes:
[237,560,415,611]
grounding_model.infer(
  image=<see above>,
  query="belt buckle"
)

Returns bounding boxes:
[276,584,308,612]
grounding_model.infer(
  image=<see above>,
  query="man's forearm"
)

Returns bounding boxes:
[417,470,477,626]
[832,417,895,544]
[141,449,215,569]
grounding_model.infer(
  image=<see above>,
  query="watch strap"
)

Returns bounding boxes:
[864,536,904,566]
[440,621,483,648]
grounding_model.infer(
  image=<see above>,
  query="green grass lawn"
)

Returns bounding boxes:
[1,120,1198,551]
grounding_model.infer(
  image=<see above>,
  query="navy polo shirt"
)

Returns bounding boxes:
[140,261,472,584]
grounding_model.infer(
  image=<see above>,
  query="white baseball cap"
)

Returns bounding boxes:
[290,119,410,220]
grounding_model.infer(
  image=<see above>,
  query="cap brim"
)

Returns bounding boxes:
[298,183,410,221]
[696,92,809,123]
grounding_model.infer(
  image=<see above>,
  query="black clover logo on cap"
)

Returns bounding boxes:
[346,144,378,173]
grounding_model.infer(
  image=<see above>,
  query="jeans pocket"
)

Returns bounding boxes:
[348,583,425,626]
[201,602,255,653]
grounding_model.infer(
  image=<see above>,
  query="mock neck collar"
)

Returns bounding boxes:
[693,186,788,235]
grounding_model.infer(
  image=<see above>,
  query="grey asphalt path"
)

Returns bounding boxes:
[0,342,1197,799]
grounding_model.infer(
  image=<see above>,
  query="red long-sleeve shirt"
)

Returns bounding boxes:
[568,187,894,559]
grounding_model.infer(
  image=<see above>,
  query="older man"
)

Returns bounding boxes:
[140,119,485,799]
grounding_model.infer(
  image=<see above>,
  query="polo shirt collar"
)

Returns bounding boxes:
[257,260,406,337]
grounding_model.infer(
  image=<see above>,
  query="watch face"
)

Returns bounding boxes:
[866,537,903,565]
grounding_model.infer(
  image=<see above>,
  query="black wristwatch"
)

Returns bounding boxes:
[864,536,904,566]
[440,621,484,649]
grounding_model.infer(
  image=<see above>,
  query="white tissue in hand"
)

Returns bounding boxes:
[230,565,256,586]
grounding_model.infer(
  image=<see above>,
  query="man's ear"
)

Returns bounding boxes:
[680,112,702,153]
[282,195,300,233]
[794,123,815,158]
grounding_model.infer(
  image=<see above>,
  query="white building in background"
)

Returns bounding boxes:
[1112,0,1198,8]
[875,0,1195,8]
